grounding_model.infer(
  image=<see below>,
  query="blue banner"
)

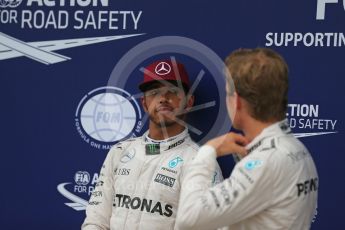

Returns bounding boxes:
[2,0,344,229]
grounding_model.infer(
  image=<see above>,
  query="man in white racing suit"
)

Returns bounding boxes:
[82,59,222,230]
[176,48,318,230]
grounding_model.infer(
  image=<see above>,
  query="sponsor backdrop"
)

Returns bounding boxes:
[2,0,344,229]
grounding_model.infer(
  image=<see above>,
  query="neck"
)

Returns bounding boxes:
[241,117,276,143]
[148,123,185,140]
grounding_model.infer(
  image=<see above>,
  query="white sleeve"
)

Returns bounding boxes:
[213,159,224,185]
[176,145,274,230]
[81,146,122,230]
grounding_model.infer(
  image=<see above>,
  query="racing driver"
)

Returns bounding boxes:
[82,59,223,230]
[176,48,318,230]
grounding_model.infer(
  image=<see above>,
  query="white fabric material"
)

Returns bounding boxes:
[82,129,223,230]
[176,120,318,230]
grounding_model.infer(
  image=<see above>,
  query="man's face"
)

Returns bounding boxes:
[141,83,194,128]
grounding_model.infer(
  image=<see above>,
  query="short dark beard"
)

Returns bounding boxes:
[149,113,187,128]
[149,115,176,128]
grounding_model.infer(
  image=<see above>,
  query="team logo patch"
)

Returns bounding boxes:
[145,143,160,155]
[168,156,183,168]
[244,159,263,171]
[155,62,171,75]
[154,173,176,187]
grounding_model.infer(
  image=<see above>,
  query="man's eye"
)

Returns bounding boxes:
[169,88,179,95]
[148,90,158,96]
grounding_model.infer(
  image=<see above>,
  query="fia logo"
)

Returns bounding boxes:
[57,170,99,211]
[168,156,183,168]
[74,171,90,186]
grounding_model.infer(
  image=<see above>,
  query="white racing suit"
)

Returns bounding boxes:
[176,120,318,230]
[82,129,223,230]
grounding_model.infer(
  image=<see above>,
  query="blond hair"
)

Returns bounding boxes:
[225,48,289,122]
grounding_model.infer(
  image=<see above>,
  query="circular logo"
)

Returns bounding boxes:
[155,61,171,75]
[0,0,22,8]
[75,86,143,149]
[74,171,90,186]
[108,36,235,145]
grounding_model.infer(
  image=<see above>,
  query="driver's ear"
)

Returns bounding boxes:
[235,92,241,110]
[186,94,194,110]
[141,96,148,113]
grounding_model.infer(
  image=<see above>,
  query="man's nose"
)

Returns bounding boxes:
[159,90,170,103]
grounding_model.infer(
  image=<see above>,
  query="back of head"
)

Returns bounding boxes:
[225,48,289,122]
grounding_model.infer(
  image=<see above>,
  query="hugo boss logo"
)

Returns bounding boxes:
[167,139,185,150]
[154,173,176,187]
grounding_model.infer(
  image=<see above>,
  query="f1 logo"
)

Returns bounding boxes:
[316,0,345,20]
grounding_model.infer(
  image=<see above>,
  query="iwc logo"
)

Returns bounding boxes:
[75,86,143,149]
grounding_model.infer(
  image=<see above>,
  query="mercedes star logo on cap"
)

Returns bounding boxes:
[155,62,171,75]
